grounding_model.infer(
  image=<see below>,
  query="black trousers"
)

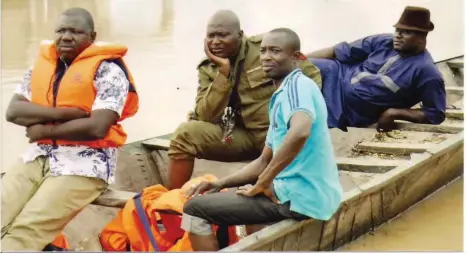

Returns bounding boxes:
[183,189,309,226]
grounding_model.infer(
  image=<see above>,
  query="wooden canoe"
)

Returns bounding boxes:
[85,56,464,251]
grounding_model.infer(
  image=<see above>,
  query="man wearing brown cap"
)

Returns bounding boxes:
[306,6,446,132]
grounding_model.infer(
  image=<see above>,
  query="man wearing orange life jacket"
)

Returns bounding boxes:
[3,7,138,251]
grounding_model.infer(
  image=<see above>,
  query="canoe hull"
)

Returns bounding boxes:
[222,132,463,251]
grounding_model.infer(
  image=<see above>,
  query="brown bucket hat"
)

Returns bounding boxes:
[393,6,435,32]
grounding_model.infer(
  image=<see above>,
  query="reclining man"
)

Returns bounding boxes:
[3,8,138,251]
[306,6,446,132]
[167,10,322,189]
[180,28,343,251]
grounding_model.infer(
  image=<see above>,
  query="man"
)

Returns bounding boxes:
[306,6,446,131]
[180,28,343,251]
[167,10,322,189]
[3,8,138,251]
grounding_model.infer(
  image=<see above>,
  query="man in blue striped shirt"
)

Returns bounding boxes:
[180,28,342,251]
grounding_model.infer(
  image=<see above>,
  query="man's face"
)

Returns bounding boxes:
[206,23,242,58]
[54,14,96,62]
[393,28,426,54]
[260,32,298,80]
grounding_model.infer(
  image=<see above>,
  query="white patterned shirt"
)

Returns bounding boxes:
[14,61,129,184]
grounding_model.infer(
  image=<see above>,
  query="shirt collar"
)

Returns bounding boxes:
[274,68,301,94]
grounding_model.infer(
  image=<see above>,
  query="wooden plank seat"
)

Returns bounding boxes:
[356,142,433,155]
[446,109,464,120]
[446,86,464,95]
[447,58,464,69]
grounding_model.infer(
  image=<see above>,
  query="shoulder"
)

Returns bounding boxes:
[293,71,322,95]
[95,61,127,80]
[245,33,265,52]
[196,57,212,70]
[196,58,218,81]
[247,33,264,44]
[358,33,393,48]
[94,61,129,91]
[417,52,443,80]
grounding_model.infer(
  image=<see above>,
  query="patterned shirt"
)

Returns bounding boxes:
[14,61,129,184]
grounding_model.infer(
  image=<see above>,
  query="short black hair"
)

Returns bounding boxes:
[269,27,301,51]
[62,7,95,32]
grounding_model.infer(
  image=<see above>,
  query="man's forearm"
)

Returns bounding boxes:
[42,118,107,141]
[305,46,336,59]
[259,131,308,183]
[7,116,50,127]
[6,100,60,127]
[216,157,269,189]
[389,108,427,123]
[195,73,233,122]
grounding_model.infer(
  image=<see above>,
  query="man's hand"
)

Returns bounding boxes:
[204,39,231,77]
[58,107,90,121]
[184,180,222,198]
[377,109,396,132]
[26,124,49,143]
[236,181,280,204]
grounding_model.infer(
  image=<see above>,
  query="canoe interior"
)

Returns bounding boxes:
[65,56,464,251]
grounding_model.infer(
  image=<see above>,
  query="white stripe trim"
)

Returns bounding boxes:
[378,54,401,74]
[351,72,400,93]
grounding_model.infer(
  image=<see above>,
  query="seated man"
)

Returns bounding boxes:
[306,6,446,132]
[167,10,322,189]
[180,28,343,251]
[3,8,138,251]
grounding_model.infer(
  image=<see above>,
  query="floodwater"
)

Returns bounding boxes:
[1,0,464,251]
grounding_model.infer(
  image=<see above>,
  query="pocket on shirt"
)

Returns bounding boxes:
[246,68,276,100]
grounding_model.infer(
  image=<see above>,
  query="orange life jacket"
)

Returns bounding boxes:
[30,41,139,148]
[43,233,70,251]
[100,175,239,252]
[51,233,70,250]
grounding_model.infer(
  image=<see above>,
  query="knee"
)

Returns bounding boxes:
[183,196,204,217]
[169,121,208,159]
[172,121,205,140]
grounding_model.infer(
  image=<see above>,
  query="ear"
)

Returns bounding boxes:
[238,30,244,38]
[293,51,306,61]
[90,31,97,42]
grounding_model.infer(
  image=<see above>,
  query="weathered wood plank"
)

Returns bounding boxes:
[272,227,302,251]
[271,234,286,251]
[356,142,432,155]
[447,58,464,69]
[281,227,302,251]
[383,140,464,220]
[332,203,358,249]
[318,209,341,251]
[337,158,404,173]
[151,150,169,186]
[349,195,373,241]
[115,145,163,191]
[446,109,464,120]
[92,189,137,208]
[142,138,170,150]
[297,221,324,251]
[379,184,399,223]
[369,191,384,230]
[368,120,463,134]
[222,219,301,251]
[446,86,464,95]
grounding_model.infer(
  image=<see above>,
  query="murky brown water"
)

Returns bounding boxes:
[1,0,463,251]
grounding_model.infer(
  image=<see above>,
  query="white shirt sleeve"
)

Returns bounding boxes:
[91,61,130,116]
